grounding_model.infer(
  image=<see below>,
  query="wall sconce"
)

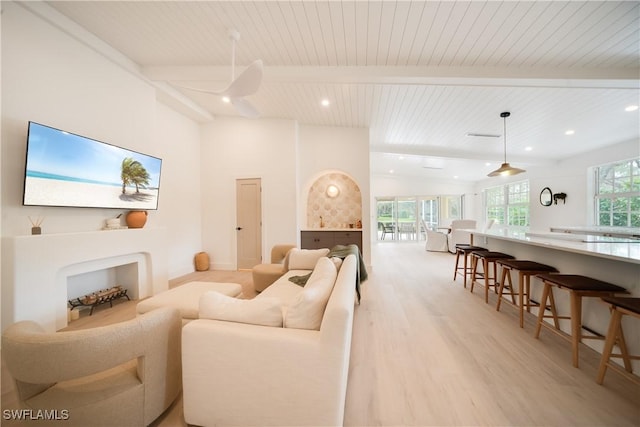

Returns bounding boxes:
[553,192,567,204]
[326,184,340,198]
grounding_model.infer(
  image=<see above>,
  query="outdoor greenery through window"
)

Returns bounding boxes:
[376,195,462,241]
[594,158,640,227]
[485,180,529,228]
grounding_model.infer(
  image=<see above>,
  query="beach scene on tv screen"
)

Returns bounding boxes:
[23,123,162,210]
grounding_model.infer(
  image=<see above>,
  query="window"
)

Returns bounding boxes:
[375,195,462,241]
[441,195,463,221]
[485,180,529,228]
[419,197,439,230]
[594,158,640,227]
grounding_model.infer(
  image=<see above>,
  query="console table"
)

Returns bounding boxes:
[301,229,362,252]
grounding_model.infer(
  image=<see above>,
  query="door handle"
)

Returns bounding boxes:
[236,227,243,231]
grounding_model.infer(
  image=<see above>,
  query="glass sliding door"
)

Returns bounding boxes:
[397,197,417,240]
[418,197,439,240]
[376,194,462,242]
[376,198,397,240]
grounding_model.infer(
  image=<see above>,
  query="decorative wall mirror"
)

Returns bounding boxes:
[540,187,553,206]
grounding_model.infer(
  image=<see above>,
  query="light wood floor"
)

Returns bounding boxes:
[3,243,639,426]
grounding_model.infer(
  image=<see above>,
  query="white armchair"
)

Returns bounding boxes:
[2,307,182,427]
[424,220,449,252]
[426,229,448,251]
[447,219,477,253]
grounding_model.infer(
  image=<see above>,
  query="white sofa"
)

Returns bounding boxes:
[182,250,358,427]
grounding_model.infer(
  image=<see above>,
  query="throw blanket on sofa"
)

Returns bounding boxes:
[289,244,367,303]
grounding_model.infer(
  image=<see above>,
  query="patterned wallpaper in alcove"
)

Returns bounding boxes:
[306,173,362,229]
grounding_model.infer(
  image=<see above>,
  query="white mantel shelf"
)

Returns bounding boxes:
[2,227,168,332]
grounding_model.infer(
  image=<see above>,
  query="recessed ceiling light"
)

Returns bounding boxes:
[222,96,231,103]
[399,156,405,160]
[525,146,533,151]
[389,169,394,174]
[485,162,491,167]
[321,99,330,107]
[565,129,575,135]
[453,175,459,179]
[625,105,639,112]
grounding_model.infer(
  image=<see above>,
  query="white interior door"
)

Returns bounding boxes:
[236,178,262,269]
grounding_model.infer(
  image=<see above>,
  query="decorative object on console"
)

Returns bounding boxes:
[553,192,567,204]
[104,213,123,229]
[126,210,147,228]
[29,216,43,235]
[105,218,120,228]
[540,187,553,206]
[487,112,526,177]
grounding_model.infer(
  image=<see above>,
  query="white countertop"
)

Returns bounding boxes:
[473,229,640,264]
[549,225,640,238]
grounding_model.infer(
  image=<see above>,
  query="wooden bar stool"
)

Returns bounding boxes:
[495,260,558,328]
[596,297,640,385]
[453,244,487,288]
[534,274,628,368]
[470,251,514,303]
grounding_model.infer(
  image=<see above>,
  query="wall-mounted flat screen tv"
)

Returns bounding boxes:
[23,121,162,210]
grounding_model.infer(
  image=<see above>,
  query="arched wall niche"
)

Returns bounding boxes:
[306,171,362,229]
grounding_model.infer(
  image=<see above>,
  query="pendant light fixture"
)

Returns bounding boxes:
[488,112,526,177]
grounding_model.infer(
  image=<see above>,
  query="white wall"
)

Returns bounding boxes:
[473,138,640,231]
[200,118,298,270]
[1,2,202,278]
[153,103,203,277]
[298,125,371,265]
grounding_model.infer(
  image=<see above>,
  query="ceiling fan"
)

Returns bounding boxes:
[177,29,263,118]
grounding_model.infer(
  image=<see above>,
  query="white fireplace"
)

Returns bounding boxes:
[2,227,168,332]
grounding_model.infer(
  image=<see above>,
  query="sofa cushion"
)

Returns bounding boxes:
[258,270,309,304]
[284,257,337,330]
[286,248,330,270]
[199,291,283,327]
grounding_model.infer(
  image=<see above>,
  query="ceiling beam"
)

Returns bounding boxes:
[369,144,555,166]
[143,65,639,90]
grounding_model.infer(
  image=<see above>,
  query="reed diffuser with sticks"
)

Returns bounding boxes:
[29,216,44,235]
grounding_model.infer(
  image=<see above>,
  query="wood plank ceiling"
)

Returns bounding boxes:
[45,1,640,181]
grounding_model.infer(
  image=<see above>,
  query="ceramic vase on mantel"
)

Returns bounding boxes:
[126,210,147,229]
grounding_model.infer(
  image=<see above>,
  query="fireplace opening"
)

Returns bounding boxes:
[67,262,138,318]
[67,262,138,302]
[64,255,144,322]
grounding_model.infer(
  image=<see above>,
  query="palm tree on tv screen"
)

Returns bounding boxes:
[121,157,151,194]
